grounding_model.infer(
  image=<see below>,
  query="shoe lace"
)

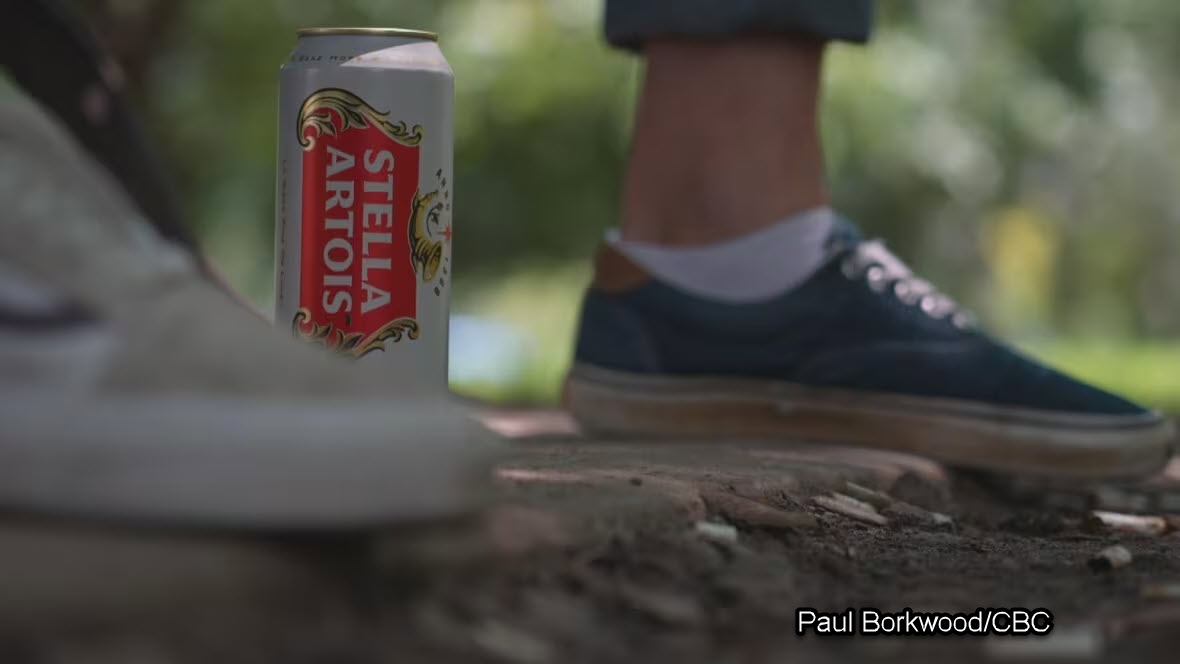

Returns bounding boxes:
[839,240,974,329]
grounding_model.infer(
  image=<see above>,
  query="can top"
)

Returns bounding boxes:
[296,27,438,41]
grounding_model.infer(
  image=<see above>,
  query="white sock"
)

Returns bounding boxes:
[608,206,842,303]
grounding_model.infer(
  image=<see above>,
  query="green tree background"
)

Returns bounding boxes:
[79,0,1180,408]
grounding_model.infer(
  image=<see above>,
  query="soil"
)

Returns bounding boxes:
[2,429,1179,664]
[387,472,1180,664]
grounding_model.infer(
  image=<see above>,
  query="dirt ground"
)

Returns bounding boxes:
[2,413,1179,664]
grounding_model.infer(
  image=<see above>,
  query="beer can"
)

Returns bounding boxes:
[275,27,453,389]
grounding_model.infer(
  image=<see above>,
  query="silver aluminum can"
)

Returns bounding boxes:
[275,27,453,390]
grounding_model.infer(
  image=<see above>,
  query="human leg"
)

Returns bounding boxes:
[565,0,1173,478]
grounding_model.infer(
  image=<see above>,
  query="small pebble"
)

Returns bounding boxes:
[1087,511,1167,536]
[843,482,893,510]
[1088,544,1133,572]
[694,520,739,543]
[813,494,888,526]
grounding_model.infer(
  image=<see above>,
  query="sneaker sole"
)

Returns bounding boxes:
[564,364,1175,480]
[0,393,499,530]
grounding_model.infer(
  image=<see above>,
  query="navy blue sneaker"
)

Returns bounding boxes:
[565,223,1174,479]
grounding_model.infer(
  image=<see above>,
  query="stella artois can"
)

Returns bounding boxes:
[274,27,453,389]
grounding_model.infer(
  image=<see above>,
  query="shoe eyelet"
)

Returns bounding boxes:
[920,296,937,314]
[893,282,910,299]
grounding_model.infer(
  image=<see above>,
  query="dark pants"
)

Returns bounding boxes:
[605,0,874,49]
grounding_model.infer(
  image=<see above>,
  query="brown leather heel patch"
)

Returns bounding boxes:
[592,244,651,293]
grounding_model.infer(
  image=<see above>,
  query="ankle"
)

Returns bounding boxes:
[619,38,828,246]
[619,160,827,245]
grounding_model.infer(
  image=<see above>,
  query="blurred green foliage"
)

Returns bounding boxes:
[75,0,1180,406]
[81,0,632,308]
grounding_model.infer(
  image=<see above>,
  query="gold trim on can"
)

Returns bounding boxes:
[296,27,438,41]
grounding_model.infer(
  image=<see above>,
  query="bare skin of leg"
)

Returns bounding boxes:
[619,38,828,246]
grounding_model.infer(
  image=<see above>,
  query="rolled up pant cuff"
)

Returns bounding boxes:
[605,0,874,50]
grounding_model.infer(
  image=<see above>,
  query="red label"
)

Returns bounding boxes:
[292,88,425,355]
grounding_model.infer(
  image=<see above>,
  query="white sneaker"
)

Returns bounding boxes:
[0,90,499,530]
